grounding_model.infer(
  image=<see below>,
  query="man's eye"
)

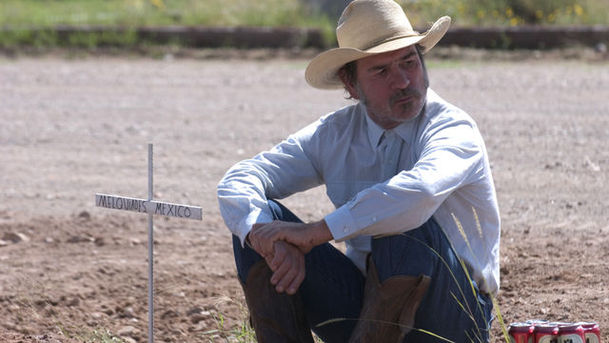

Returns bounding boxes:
[402,59,416,67]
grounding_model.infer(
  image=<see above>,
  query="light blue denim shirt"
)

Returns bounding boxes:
[217,88,500,295]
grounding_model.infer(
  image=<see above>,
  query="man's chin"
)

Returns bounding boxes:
[394,103,425,123]
[392,109,420,123]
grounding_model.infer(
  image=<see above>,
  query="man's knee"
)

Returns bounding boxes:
[267,199,303,223]
[370,220,444,281]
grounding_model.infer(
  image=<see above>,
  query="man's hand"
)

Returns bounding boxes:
[266,241,305,295]
[249,220,333,257]
[246,220,332,294]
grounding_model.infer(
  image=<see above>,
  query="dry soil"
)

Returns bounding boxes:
[0,51,608,342]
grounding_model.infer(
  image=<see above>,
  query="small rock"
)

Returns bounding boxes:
[2,232,29,243]
[188,322,208,333]
[212,271,226,278]
[117,325,139,338]
[121,306,136,318]
[4,321,17,331]
[191,312,211,324]
[186,306,204,316]
[0,240,8,247]
[584,156,601,172]
[45,307,58,316]
[161,309,179,319]
[91,312,105,319]
[66,236,94,244]
[78,211,91,220]
[66,297,80,307]
[34,300,48,308]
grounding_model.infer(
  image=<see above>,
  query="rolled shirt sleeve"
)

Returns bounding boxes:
[217,122,323,246]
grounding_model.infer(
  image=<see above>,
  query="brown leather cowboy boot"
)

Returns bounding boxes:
[241,260,315,343]
[348,258,431,342]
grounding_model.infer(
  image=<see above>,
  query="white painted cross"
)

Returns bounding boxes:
[95,144,202,343]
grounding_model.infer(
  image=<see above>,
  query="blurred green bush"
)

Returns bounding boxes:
[400,0,609,27]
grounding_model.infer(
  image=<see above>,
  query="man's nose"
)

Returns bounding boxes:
[390,67,410,89]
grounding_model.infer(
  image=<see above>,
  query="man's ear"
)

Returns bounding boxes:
[337,67,360,100]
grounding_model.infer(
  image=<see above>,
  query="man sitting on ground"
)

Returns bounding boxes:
[218,0,500,341]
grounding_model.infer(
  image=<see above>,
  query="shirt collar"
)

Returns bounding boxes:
[392,116,419,142]
[362,104,385,147]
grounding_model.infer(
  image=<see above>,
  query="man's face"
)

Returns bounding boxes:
[342,46,429,129]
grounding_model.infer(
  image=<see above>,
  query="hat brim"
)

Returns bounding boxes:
[305,16,451,89]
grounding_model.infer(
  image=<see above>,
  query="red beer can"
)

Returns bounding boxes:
[558,324,585,343]
[534,324,559,343]
[510,322,534,343]
[578,322,600,343]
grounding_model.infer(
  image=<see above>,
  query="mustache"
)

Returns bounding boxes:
[389,89,420,105]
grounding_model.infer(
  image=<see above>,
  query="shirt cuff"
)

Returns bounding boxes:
[237,208,274,247]
[324,205,358,242]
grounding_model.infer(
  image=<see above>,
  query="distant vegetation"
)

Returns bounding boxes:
[1,0,608,49]
[0,0,330,28]
[0,0,335,49]
[402,0,609,27]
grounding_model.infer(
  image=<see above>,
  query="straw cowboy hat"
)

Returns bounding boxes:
[305,0,451,89]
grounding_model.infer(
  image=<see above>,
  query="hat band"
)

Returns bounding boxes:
[361,31,421,51]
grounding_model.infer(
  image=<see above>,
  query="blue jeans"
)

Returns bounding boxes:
[233,200,493,342]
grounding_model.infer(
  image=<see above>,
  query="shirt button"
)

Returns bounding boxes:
[343,227,348,233]
[372,217,377,222]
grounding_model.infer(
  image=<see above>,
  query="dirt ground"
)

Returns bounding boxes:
[1,49,608,342]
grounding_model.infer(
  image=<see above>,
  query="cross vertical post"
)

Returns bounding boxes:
[147,143,154,343]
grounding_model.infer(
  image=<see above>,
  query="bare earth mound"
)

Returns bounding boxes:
[0,54,608,342]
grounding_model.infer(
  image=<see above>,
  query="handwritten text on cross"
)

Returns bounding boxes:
[95,193,202,220]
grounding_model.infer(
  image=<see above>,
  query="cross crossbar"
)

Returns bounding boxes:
[95,193,203,220]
